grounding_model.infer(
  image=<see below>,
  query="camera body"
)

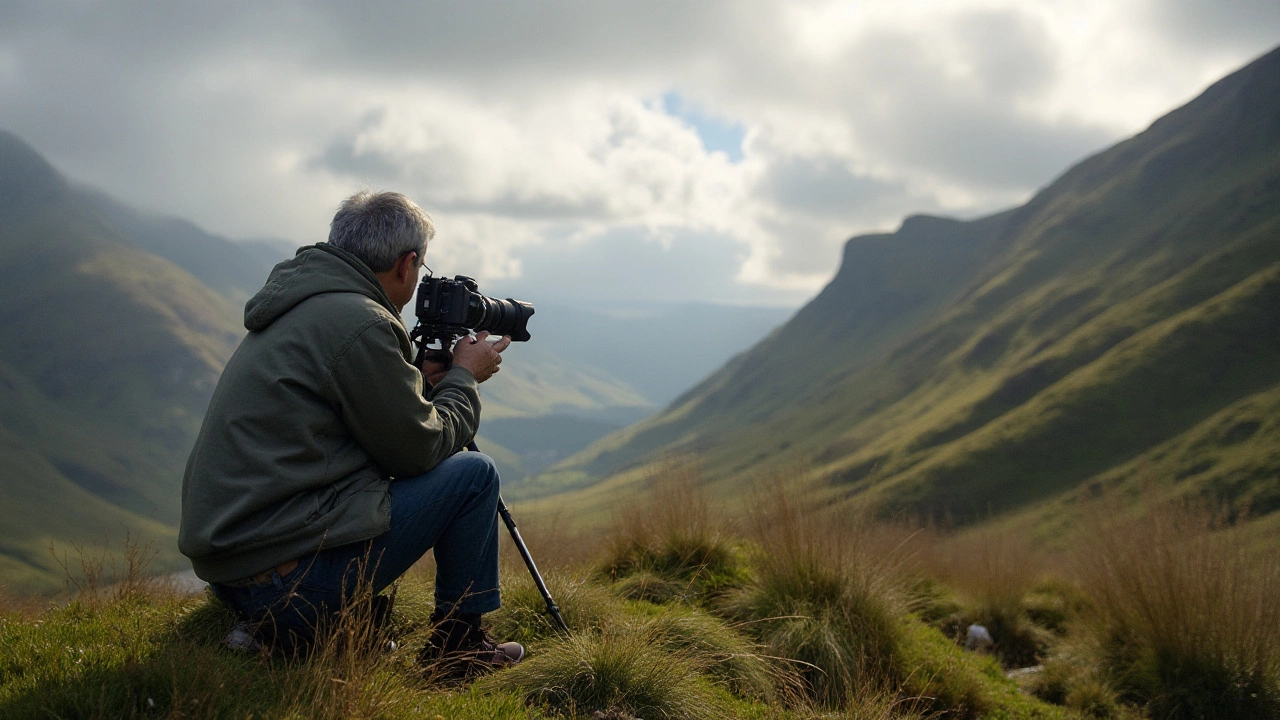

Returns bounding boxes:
[411,274,534,365]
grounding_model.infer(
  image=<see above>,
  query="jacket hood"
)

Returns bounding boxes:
[244,244,400,332]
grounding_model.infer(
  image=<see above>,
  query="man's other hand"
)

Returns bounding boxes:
[451,331,511,383]
[420,358,451,387]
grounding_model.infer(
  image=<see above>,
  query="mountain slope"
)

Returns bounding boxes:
[78,188,294,303]
[532,45,1280,526]
[0,130,248,590]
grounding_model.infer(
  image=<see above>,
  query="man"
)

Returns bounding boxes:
[179,190,522,674]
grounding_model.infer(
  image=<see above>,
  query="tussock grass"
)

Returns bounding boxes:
[489,572,626,644]
[1024,638,1139,719]
[1074,500,1280,718]
[637,604,791,702]
[497,505,607,574]
[613,569,688,604]
[723,477,908,708]
[0,479,1100,720]
[780,687,932,720]
[599,462,749,601]
[893,618,995,718]
[478,620,730,719]
[916,527,1055,667]
[1022,577,1092,636]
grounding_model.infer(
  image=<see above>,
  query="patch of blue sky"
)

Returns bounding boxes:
[661,91,745,163]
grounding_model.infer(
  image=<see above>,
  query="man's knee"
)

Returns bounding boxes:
[454,451,500,494]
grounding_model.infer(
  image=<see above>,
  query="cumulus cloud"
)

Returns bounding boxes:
[0,0,1275,304]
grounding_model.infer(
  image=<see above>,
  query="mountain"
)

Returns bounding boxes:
[503,302,795,409]
[476,303,793,480]
[0,130,251,590]
[528,45,1280,531]
[77,188,294,303]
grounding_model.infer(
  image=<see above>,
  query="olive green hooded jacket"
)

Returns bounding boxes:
[178,243,480,583]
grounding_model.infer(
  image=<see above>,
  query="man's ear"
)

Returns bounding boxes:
[397,251,418,283]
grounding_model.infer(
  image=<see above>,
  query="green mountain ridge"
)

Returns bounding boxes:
[528,45,1280,531]
[0,130,247,589]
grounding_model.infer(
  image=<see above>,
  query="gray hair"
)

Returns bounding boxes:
[327,190,435,272]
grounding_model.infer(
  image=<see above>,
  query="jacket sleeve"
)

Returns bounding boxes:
[324,317,480,477]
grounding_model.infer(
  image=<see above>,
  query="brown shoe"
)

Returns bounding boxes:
[418,611,524,679]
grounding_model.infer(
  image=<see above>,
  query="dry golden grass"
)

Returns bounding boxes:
[915,527,1045,617]
[408,500,610,589]
[498,503,611,573]
[910,526,1060,667]
[47,531,174,610]
[597,460,748,601]
[1073,499,1280,718]
[610,459,736,551]
[724,474,912,707]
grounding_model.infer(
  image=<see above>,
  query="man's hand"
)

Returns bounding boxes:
[420,358,451,387]
[450,331,511,383]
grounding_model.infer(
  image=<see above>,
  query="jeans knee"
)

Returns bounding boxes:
[459,451,500,495]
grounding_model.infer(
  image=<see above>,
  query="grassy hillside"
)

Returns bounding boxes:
[531,46,1280,530]
[6,472,1277,719]
[0,476,1090,720]
[0,130,244,591]
[79,188,294,303]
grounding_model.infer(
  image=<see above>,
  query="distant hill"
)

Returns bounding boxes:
[529,45,1280,533]
[0,129,249,590]
[478,303,792,480]
[77,188,295,303]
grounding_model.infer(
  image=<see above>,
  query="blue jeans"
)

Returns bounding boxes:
[212,452,502,646]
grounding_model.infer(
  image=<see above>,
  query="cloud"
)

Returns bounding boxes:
[0,0,1275,305]
[1148,0,1280,51]
[486,226,786,307]
[309,91,739,226]
[812,12,1116,194]
[758,157,919,220]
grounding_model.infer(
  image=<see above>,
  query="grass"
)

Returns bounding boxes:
[477,620,730,719]
[723,476,907,708]
[9,468,1278,720]
[915,527,1057,668]
[1071,501,1280,719]
[597,460,750,603]
[0,468,1086,719]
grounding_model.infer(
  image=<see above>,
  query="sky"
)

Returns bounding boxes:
[1,1,1277,307]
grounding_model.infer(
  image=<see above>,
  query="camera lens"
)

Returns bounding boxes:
[465,293,534,341]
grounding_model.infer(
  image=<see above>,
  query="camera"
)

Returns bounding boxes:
[410,275,534,365]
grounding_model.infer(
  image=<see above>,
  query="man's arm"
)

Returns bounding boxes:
[325,318,480,477]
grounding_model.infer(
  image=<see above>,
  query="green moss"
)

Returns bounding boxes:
[896,618,1074,720]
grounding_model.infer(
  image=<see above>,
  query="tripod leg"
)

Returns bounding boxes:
[498,497,570,634]
[464,442,569,634]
